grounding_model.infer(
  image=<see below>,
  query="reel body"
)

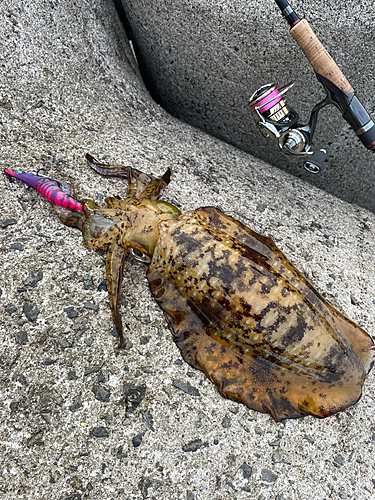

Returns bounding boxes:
[249,82,327,173]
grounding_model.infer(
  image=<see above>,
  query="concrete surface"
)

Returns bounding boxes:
[120,0,375,212]
[0,1,375,499]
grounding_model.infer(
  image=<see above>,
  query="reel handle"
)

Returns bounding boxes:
[290,19,353,94]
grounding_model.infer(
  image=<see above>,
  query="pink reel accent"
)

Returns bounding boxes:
[250,88,282,113]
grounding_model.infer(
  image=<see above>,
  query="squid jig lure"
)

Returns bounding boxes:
[4,155,374,421]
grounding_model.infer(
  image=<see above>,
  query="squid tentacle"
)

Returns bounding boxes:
[86,153,170,200]
[106,241,128,345]
[86,153,133,179]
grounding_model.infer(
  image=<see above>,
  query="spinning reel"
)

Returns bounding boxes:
[249,0,375,173]
[249,82,328,173]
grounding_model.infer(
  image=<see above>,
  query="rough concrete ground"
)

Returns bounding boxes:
[121,0,375,212]
[0,1,374,499]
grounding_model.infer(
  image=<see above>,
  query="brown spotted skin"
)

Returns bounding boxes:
[9,154,374,420]
[147,207,374,421]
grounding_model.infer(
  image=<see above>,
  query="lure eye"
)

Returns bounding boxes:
[130,248,152,264]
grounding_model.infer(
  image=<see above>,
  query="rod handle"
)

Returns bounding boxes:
[290,19,353,94]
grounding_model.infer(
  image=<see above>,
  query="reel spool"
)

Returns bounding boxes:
[249,83,298,133]
[249,83,327,173]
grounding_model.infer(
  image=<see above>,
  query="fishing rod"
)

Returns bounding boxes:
[249,0,375,173]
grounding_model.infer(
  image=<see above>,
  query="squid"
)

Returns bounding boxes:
[4,155,374,421]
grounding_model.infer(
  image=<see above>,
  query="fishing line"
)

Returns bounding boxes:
[181,0,266,82]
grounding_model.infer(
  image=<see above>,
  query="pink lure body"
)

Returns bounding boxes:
[5,169,83,211]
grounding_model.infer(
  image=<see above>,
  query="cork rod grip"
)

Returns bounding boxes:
[290,19,354,94]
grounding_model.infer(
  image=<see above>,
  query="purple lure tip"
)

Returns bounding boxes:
[5,168,39,189]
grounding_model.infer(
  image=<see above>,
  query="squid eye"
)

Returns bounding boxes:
[130,248,152,264]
